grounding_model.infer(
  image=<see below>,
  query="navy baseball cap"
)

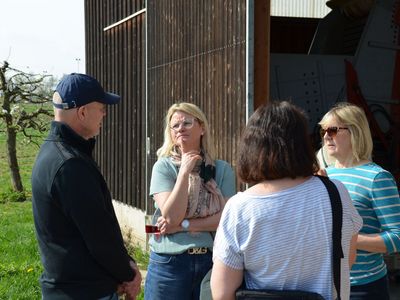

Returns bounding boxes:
[53,73,121,110]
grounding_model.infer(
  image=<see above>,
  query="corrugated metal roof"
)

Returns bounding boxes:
[271,0,331,18]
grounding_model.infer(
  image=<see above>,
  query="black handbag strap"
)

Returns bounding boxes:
[316,175,344,300]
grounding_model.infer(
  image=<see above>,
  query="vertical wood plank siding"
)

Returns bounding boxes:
[85,0,246,213]
[85,0,146,209]
[146,0,246,213]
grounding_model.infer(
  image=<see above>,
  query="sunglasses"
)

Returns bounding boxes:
[320,126,349,138]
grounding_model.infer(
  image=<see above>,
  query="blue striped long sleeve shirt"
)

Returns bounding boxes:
[327,162,400,286]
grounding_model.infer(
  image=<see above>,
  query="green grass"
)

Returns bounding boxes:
[125,236,148,300]
[125,231,150,270]
[0,201,43,299]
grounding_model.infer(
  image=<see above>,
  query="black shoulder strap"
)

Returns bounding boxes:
[316,175,344,300]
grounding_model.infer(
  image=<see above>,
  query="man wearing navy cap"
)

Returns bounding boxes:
[31,73,141,299]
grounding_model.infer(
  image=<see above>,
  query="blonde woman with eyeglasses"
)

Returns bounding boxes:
[319,102,400,299]
[144,102,236,300]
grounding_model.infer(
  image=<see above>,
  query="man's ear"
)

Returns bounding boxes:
[76,106,86,120]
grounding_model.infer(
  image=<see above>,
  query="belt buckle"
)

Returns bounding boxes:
[188,247,207,255]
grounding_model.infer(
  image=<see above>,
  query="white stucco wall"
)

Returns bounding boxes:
[113,200,148,250]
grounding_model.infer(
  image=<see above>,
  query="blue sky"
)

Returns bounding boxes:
[0,0,85,78]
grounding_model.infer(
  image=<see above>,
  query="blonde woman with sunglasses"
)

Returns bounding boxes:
[319,102,400,299]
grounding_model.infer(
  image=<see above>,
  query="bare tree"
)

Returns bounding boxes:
[0,61,54,200]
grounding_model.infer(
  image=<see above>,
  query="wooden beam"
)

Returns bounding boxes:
[254,0,270,109]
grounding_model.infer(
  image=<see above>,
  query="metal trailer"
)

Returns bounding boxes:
[269,0,400,188]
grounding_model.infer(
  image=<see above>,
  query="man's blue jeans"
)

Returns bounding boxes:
[144,250,212,300]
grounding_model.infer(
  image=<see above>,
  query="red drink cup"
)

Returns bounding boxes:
[145,225,160,233]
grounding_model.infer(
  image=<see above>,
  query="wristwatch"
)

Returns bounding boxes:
[181,219,190,231]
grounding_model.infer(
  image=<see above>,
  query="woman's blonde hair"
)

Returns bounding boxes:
[156,102,215,160]
[319,102,373,162]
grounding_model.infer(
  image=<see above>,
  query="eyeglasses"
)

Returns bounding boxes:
[320,126,349,138]
[170,118,196,131]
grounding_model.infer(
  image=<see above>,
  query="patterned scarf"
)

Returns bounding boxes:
[171,148,226,218]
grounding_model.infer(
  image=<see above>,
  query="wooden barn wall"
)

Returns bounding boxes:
[146,0,247,214]
[84,0,146,209]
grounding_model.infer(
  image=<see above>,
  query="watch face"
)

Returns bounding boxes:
[182,219,190,229]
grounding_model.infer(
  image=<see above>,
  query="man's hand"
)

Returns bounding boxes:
[122,260,142,300]
[117,284,125,296]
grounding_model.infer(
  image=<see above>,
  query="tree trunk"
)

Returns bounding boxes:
[6,127,24,193]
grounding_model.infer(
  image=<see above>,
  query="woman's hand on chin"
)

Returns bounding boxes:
[180,151,202,175]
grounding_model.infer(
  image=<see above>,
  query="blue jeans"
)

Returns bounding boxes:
[144,250,213,300]
[350,275,390,300]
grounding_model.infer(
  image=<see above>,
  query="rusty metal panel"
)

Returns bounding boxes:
[271,0,330,18]
[85,0,146,210]
[146,0,247,213]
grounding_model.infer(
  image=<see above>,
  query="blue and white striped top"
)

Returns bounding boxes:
[213,176,362,300]
[327,162,400,286]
